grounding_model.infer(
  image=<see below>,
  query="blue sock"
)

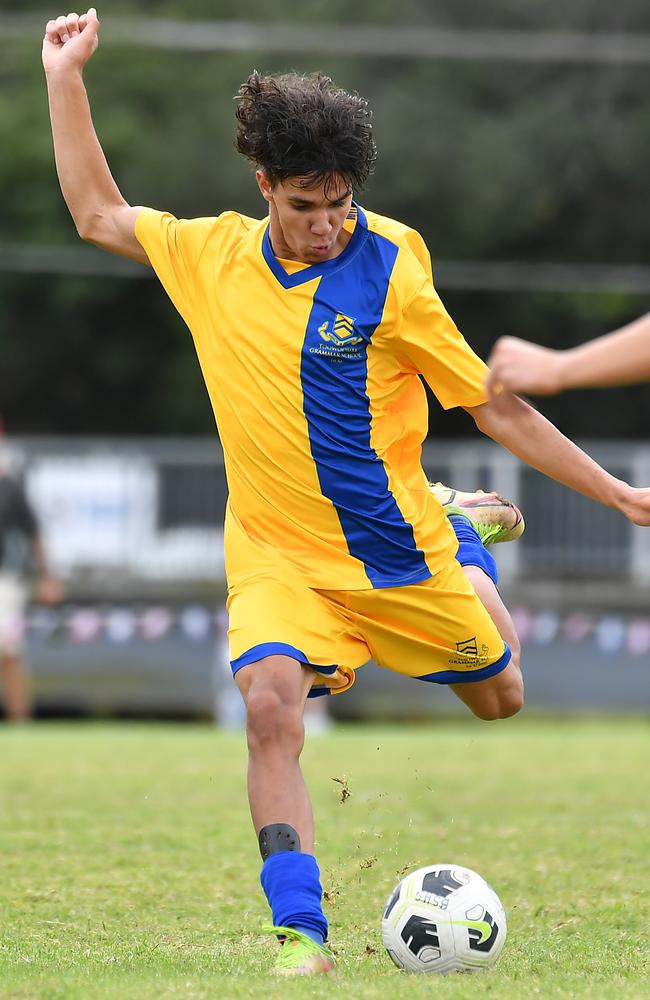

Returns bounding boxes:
[294,925,325,945]
[261,851,328,943]
[449,514,499,586]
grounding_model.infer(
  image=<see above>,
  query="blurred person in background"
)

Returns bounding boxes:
[42,8,650,977]
[487,313,650,396]
[0,420,62,721]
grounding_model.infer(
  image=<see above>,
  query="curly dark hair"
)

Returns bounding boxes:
[234,71,376,194]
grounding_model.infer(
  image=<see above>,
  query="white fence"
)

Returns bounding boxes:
[9,435,650,587]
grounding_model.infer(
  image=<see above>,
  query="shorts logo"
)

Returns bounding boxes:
[318,313,363,347]
[449,638,491,667]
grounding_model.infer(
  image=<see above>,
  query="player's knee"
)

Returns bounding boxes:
[245,688,304,755]
[473,676,524,721]
[496,686,524,719]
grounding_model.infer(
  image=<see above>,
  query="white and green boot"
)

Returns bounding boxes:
[429,482,525,545]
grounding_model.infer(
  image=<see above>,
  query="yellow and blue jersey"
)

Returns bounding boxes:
[135,204,490,590]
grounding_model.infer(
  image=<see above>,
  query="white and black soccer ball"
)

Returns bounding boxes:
[381,863,507,974]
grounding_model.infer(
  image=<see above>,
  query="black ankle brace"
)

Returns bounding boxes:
[258,823,301,861]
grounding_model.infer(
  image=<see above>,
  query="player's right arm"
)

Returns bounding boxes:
[42,9,148,264]
[486,312,650,396]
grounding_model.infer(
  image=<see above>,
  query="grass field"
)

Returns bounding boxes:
[1,717,648,999]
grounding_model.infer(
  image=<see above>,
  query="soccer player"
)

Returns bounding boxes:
[43,9,650,976]
[487,313,650,396]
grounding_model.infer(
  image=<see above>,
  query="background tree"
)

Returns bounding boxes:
[2,1,650,435]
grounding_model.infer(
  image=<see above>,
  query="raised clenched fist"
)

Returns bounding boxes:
[486,336,566,397]
[42,8,100,74]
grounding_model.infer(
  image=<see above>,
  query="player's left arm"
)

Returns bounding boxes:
[466,395,650,526]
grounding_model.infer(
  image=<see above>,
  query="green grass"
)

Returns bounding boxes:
[1,717,648,999]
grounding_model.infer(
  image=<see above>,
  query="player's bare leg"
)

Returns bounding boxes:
[450,565,523,721]
[235,653,316,850]
[431,483,524,721]
[0,654,32,721]
[235,653,334,974]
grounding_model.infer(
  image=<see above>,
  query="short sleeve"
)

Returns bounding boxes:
[402,229,434,283]
[135,209,217,326]
[398,278,489,410]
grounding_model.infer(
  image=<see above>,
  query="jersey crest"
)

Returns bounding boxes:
[318,313,363,347]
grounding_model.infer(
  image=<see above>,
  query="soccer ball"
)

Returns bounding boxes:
[381,863,507,974]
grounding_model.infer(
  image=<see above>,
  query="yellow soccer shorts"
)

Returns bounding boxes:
[227,556,511,697]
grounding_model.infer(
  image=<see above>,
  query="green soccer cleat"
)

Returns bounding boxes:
[264,925,336,976]
[429,482,525,545]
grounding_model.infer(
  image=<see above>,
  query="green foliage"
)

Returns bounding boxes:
[1,719,648,997]
[3,5,650,433]
[12,2,650,29]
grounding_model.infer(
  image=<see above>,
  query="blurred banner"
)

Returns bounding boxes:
[17,599,649,719]
[7,600,650,658]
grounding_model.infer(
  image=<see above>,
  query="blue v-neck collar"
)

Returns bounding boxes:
[261,203,369,289]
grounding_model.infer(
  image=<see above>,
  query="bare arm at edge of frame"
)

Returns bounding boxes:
[466,393,650,527]
[42,9,148,264]
[486,313,650,397]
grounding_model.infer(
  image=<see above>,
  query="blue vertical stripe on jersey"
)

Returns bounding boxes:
[300,224,430,588]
